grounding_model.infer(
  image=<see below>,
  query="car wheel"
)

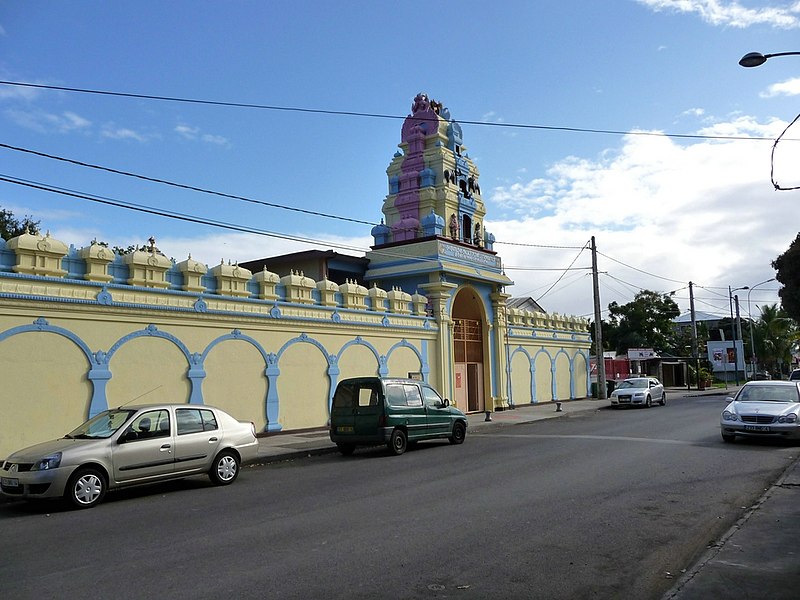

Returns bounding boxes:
[66,467,106,509]
[722,432,736,443]
[659,391,666,406]
[209,450,240,485]
[645,395,652,408]
[388,429,407,455]
[337,443,356,456]
[449,421,466,445]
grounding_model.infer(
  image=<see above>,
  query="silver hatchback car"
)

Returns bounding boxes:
[721,381,800,443]
[0,404,259,508]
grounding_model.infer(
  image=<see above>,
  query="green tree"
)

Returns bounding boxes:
[605,290,680,354]
[0,207,40,240]
[773,233,800,322]
[755,303,799,378]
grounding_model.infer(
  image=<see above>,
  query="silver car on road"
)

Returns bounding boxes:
[609,377,666,408]
[721,381,800,443]
[0,404,259,508]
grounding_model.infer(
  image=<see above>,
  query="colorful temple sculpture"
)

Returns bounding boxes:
[0,94,591,459]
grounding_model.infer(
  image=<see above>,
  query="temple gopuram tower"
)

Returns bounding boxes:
[366,93,514,413]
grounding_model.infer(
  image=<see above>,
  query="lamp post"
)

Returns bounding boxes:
[729,286,749,386]
[739,51,800,67]
[747,278,776,377]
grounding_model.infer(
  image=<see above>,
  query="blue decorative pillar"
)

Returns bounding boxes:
[187,353,206,405]
[264,353,282,432]
[326,354,340,420]
[87,353,111,417]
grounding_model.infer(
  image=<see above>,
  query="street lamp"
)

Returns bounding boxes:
[747,278,776,377]
[739,51,800,67]
[729,286,749,386]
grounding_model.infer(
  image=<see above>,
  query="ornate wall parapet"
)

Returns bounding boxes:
[176,255,208,293]
[367,284,388,312]
[387,286,412,314]
[280,270,316,304]
[316,278,339,307]
[6,231,68,278]
[78,242,115,283]
[123,247,172,289]
[254,266,280,301]
[411,291,428,316]
[339,279,368,310]
[210,260,252,298]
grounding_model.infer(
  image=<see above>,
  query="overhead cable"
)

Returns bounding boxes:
[0,80,789,143]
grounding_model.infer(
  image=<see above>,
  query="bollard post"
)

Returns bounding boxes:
[484,410,492,422]
[556,402,562,412]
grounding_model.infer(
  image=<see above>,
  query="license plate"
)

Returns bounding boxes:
[1,477,19,488]
[618,396,631,402]
[337,426,354,433]
[744,425,770,432]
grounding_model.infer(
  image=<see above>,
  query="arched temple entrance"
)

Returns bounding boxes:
[451,288,486,413]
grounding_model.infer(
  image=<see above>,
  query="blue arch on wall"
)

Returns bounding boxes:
[386,338,428,380]
[552,348,574,400]
[199,330,272,427]
[100,325,194,412]
[0,317,101,416]
[264,333,333,432]
[531,347,555,402]
[509,346,537,404]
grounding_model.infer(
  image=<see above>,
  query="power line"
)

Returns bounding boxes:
[0,142,377,227]
[0,141,582,251]
[596,250,685,285]
[535,242,589,303]
[0,174,577,273]
[0,80,791,143]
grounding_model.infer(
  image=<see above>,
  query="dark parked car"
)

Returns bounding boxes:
[330,377,467,455]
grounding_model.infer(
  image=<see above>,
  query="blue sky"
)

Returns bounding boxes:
[1,0,799,321]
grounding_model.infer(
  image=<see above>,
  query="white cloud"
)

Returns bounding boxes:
[638,0,800,29]
[760,77,800,97]
[175,124,200,139]
[101,125,147,142]
[0,83,38,100]
[5,108,91,133]
[487,115,796,317]
[175,123,230,147]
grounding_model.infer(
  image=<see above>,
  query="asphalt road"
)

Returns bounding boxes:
[1,393,796,600]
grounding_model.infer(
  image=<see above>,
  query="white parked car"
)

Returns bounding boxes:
[720,381,800,443]
[609,377,666,408]
[0,404,259,509]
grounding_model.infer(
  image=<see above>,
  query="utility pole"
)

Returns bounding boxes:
[735,294,743,383]
[689,281,699,390]
[591,236,607,399]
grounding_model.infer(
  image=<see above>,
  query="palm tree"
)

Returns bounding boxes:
[755,304,799,378]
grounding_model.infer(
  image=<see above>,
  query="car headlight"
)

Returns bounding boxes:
[633,392,645,397]
[31,452,62,471]
[722,411,738,422]
[778,414,798,424]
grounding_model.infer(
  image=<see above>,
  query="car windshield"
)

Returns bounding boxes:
[736,385,800,403]
[65,409,137,439]
[617,379,648,389]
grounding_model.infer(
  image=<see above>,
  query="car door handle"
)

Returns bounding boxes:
[208,437,218,443]
[160,444,171,451]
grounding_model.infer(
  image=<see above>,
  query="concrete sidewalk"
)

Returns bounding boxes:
[254,386,800,599]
